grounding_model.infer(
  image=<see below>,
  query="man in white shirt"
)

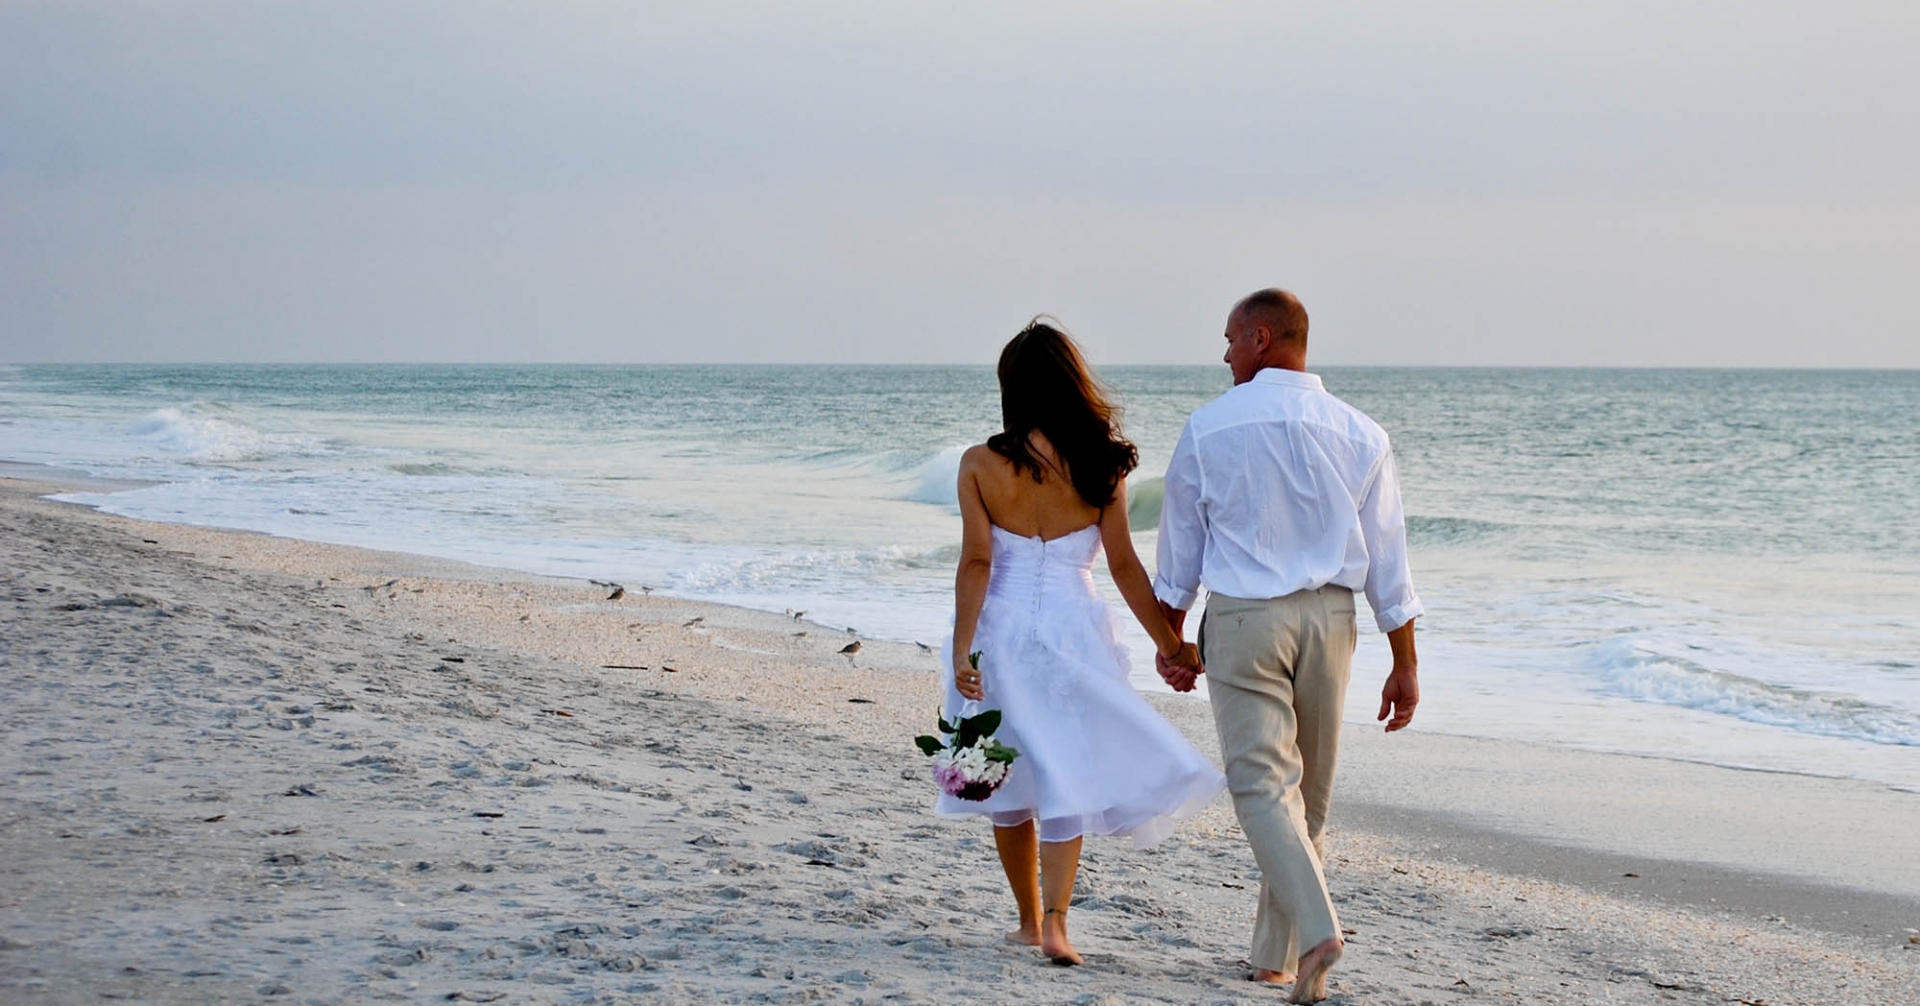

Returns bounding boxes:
[1153,288,1422,1004]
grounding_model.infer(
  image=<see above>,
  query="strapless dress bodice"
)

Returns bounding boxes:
[985,523,1100,612]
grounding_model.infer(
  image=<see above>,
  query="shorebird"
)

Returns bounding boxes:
[839,640,862,656]
[606,585,625,601]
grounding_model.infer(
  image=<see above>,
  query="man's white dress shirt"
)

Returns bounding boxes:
[1153,368,1423,633]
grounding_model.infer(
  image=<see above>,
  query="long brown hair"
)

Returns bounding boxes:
[986,317,1138,509]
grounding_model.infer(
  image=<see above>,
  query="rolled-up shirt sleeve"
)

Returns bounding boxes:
[1357,446,1424,632]
[1153,422,1207,610]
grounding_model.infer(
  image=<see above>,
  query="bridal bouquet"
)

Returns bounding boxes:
[915,651,1020,802]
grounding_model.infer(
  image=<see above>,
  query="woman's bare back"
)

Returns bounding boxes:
[966,434,1103,540]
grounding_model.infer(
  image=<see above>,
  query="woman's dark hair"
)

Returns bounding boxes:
[986,317,1138,509]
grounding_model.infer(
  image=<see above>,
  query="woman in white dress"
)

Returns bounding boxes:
[939,318,1226,965]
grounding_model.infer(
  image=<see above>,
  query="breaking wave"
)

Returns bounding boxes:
[1588,637,1920,747]
[906,445,1164,533]
[907,444,971,510]
[126,404,312,464]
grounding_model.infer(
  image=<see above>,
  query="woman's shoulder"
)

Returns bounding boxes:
[959,443,1004,474]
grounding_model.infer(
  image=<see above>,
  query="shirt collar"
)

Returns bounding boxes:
[1251,367,1325,392]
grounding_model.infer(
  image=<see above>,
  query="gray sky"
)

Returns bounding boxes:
[3,1,1916,366]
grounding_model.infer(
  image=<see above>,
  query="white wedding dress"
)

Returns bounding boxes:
[936,523,1226,848]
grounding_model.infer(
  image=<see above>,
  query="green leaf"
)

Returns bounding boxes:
[954,723,981,750]
[985,743,1019,764]
[937,715,954,734]
[965,709,1002,736]
[913,735,944,757]
[967,650,983,670]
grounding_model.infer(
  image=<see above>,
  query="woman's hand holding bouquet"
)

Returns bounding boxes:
[915,651,1019,801]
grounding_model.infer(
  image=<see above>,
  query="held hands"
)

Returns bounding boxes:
[1155,641,1203,693]
[1152,601,1201,692]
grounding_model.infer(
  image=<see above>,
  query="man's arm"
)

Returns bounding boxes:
[1357,444,1424,730]
[1153,423,1206,612]
[1357,447,1423,635]
[1153,423,1206,691]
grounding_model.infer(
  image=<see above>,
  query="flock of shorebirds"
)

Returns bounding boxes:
[584,580,942,662]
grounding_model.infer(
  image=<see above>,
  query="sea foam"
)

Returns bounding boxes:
[1589,637,1920,748]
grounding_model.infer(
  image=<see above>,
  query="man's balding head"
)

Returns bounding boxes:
[1224,288,1310,384]
[1233,288,1309,345]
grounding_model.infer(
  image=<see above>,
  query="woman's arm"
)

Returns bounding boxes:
[1099,480,1185,660]
[951,447,994,700]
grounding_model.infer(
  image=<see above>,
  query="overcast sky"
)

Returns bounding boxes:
[3,2,1916,366]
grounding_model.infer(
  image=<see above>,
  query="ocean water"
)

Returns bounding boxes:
[2,364,1916,790]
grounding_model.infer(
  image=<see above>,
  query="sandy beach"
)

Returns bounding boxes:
[2,471,1916,1005]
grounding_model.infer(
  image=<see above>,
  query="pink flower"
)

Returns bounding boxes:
[934,763,965,793]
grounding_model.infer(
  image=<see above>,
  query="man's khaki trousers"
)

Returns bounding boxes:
[1201,587,1355,974]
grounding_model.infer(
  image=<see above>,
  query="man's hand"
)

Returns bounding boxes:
[1377,666,1418,731]
[1156,642,1203,693]
[1152,601,1201,691]
[1377,619,1419,731]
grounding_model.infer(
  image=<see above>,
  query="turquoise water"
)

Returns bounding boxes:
[3,364,1916,788]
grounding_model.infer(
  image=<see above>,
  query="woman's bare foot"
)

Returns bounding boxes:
[1004,923,1041,947]
[1040,908,1082,965]
[1251,968,1296,984]
[1290,938,1342,1004]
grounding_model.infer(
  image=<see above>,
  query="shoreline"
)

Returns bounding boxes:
[3,472,1917,1002]
[20,456,1918,796]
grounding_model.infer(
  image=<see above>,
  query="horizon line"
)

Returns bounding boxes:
[4,360,1917,373]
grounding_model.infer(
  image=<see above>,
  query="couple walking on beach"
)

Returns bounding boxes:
[936,288,1423,1004]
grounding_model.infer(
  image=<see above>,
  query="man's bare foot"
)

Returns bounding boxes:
[1251,968,1296,984]
[1004,924,1041,947]
[1290,938,1342,1004]
[1040,909,1082,965]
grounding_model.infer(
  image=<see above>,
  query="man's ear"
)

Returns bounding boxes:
[1251,325,1274,355]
